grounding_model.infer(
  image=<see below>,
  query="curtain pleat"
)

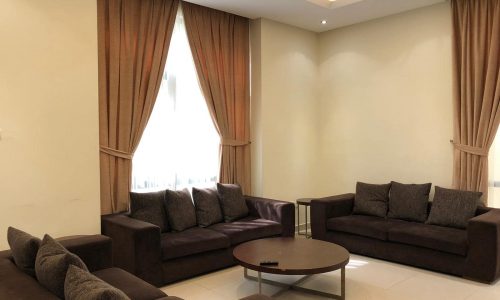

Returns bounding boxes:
[97,0,179,214]
[451,0,500,204]
[182,1,251,194]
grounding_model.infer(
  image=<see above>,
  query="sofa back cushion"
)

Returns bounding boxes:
[217,183,249,222]
[64,265,130,300]
[426,186,482,229]
[7,227,41,277]
[164,189,197,232]
[388,181,432,222]
[35,235,88,298]
[192,187,223,227]
[353,182,391,218]
[130,190,169,232]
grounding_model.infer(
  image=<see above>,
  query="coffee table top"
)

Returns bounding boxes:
[233,238,349,275]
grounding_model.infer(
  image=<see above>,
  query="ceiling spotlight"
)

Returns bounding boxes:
[321,20,327,25]
[329,0,337,2]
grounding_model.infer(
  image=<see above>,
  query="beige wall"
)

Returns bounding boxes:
[0,0,100,249]
[317,3,453,196]
[250,19,320,203]
[251,2,454,211]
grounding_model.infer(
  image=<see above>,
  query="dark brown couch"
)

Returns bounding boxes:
[0,235,182,300]
[311,193,500,283]
[102,196,295,286]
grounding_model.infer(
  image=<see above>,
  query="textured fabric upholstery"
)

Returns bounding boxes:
[164,189,197,232]
[245,196,295,237]
[7,227,41,277]
[58,235,113,272]
[327,215,395,241]
[192,187,223,227]
[93,268,167,300]
[388,181,431,222]
[311,194,355,240]
[130,190,169,232]
[160,227,230,260]
[208,217,282,245]
[353,182,391,217]
[217,183,249,222]
[65,265,130,300]
[388,222,468,256]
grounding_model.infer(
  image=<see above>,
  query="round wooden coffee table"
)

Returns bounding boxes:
[233,237,349,299]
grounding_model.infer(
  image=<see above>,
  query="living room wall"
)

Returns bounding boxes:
[0,0,100,249]
[316,2,453,196]
[251,2,453,206]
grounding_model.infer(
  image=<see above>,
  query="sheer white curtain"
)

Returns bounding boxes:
[132,8,220,192]
[489,130,500,208]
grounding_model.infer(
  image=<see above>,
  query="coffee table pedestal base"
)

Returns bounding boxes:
[243,268,345,300]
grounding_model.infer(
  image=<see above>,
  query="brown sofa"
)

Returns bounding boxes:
[102,196,295,286]
[0,235,182,300]
[311,193,500,283]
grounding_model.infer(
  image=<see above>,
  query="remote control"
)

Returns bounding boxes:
[260,260,279,266]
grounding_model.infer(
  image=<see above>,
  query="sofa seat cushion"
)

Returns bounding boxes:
[327,215,396,240]
[208,217,282,245]
[93,267,167,300]
[388,222,468,256]
[161,227,230,260]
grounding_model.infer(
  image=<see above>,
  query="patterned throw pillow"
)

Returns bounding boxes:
[35,234,88,298]
[164,189,197,232]
[426,186,482,229]
[388,181,432,222]
[130,190,169,232]
[217,183,249,222]
[353,182,391,218]
[7,227,41,277]
[192,187,224,227]
[64,265,130,300]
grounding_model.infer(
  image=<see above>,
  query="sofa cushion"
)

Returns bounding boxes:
[388,222,468,256]
[130,190,169,232]
[208,217,282,245]
[7,227,41,277]
[192,187,223,227]
[217,183,249,222]
[326,215,397,240]
[35,234,88,298]
[93,267,167,300]
[426,186,482,229]
[160,227,230,260]
[353,182,391,217]
[165,189,197,232]
[65,265,130,300]
[388,182,431,222]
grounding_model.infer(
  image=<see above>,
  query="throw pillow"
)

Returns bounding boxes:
[388,181,432,222]
[426,186,482,229]
[217,183,249,222]
[65,265,130,300]
[353,182,391,218]
[130,190,169,232]
[35,234,88,298]
[164,189,197,231]
[192,187,224,227]
[7,227,41,277]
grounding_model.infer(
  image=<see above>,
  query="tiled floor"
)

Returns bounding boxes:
[161,254,500,300]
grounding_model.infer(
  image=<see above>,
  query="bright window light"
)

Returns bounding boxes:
[132,8,220,192]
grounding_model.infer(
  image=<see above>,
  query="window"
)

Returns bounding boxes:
[132,9,220,192]
[489,129,500,208]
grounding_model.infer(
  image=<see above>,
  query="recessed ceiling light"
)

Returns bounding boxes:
[329,0,337,2]
[321,20,327,25]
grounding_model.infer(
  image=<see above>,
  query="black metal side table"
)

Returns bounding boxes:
[296,198,314,238]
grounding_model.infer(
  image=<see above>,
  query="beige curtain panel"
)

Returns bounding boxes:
[182,1,251,194]
[97,0,179,214]
[451,0,500,204]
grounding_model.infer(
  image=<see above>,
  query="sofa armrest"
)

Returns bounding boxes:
[101,214,163,286]
[57,235,112,272]
[245,196,295,237]
[465,208,500,283]
[311,193,354,240]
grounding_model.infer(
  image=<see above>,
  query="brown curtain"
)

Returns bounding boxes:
[97,0,179,214]
[182,2,251,194]
[451,0,500,204]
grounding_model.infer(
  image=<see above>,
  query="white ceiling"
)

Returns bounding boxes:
[183,0,446,32]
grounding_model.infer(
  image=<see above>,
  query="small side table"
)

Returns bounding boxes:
[296,198,314,238]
